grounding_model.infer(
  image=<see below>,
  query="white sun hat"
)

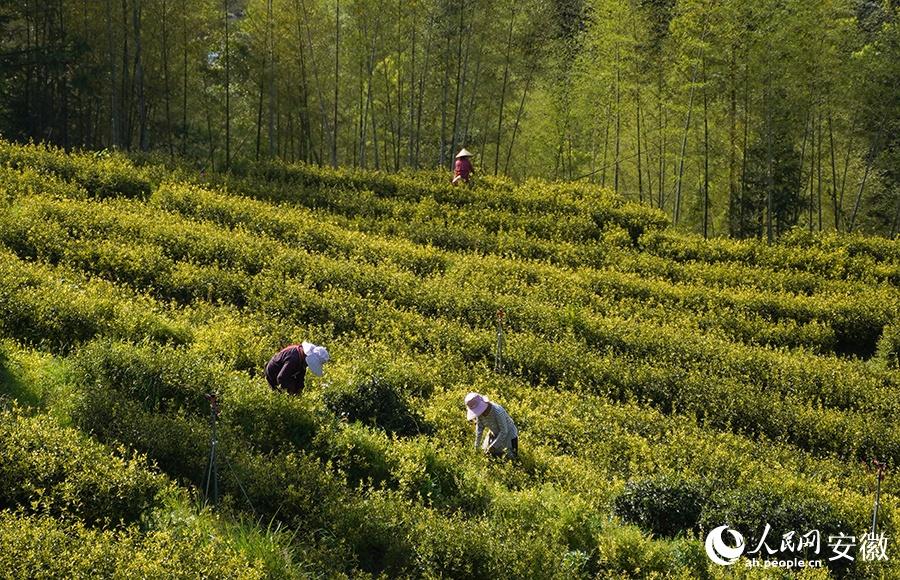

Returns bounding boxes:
[464,392,490,420]
[301,341,330,377]
[455,148,473,158]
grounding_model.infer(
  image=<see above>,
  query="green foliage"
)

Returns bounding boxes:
[0,512,266,579]
[0,406,165,527]
[700,484,851,547]
[877,324,900,370]
[0,249,190,352]
[1,143,900,577]
[0,141,151,199]
[614,475,705,538]
[0,165,87,203]
[72,340,221,414]
[323,375,431,437]
[72,339,318,454]
[594,525,702,579]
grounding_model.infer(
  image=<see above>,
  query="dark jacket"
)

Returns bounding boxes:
[265,345,307,395]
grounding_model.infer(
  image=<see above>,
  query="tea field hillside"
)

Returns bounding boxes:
[2,140,900,579]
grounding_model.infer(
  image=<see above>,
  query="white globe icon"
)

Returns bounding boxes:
[705,525,746,566]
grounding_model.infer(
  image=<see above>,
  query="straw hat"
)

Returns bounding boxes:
[455,148,473,158]
[301,341,330,377]
[465,392,490,420]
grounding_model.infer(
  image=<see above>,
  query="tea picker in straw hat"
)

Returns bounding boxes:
[465,392,518,459]
[452,148,475,185]
[265,341,330,395]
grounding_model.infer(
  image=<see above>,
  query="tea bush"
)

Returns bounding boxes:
[72,339,319,455]
[614,475,705,538]
[0,512,266,579]
[6,190,894,363]
[0,249,190,351]
[0,406,164,527]
[0,165,87,202]
[877,324,900,370]
[0,140,151,199]
[323,375,430,437]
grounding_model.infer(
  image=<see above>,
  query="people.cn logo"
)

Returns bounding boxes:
[705,525,746,566]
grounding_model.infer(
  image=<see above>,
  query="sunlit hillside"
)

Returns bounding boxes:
[1,141,899,578]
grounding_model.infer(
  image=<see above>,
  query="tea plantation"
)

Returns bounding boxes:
[1,140,899,578]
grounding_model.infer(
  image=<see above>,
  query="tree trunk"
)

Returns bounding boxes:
[614,46,621,195]
[849,134,881,232]
[796,111,810,227]
[890,195,900,239]
[765,82,774,243]
[641,102,654,207]
[292,2,311,162]
[449,1,468,167]
[395,0,403,171]
[381,7,402,172]
[256,64,266,160]
[161,0,174,158]
[739,76,749,238]
[58,0,71,149]
[636,87,644,204]
[267,0,276,158]
[504,71,531,175]
[414,15,433,169]
[408,12,416,167]
[817,112,823,231]
[134,0,147,151]
[121,0,130,149]
[181,0,189,156]
[703,57,710,239]
[106,0,119,148]
[201,66,216,168]
[728,46,737,235]
[494,6,516,175]
[355,56,363,167]
[828,113,839,230]
[439,34,450,167]
[674,60,698,225]
[837,118,857,216]
[332,0,339,167]
[224,0,231,170]
[382,48,398,171]
[359,39,371,168]
[808,109,815,231]
[601,101,610,187]
[462,49,482,149]
[297,0,331,165]
[24,3,33,138]
[658,88,666,211]
[369,36,380,171]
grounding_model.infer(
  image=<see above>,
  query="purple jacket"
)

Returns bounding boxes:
[265,345,308,395]
[454,157,473,181]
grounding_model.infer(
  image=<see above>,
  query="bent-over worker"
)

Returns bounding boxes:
[265,341,329,395]
[465,392,518,459]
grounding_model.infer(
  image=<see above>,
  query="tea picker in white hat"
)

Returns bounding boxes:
[452,148,475,185]
[265,341,329,395]
[465,392,518,459]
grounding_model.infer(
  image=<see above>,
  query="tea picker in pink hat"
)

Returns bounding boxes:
[265,341,330,395]
[465,392,518,459]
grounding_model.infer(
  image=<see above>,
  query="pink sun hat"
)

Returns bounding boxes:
[465,392,490,420]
